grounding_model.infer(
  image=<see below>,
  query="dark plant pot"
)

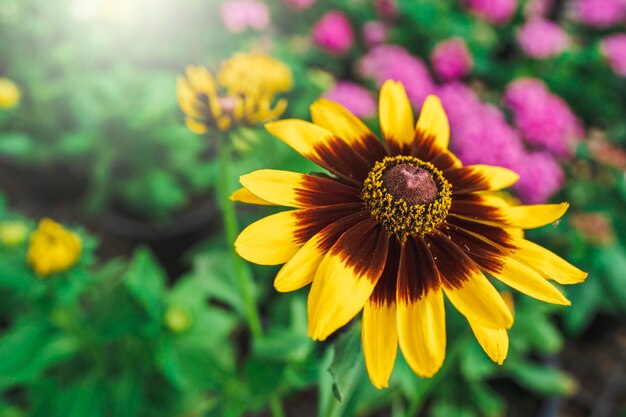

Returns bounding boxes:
[97,197,220,279]
[0,158,89,204]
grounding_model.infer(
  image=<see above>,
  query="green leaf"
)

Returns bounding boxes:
[507,361,577,396]
[0,320,77,388]
[597,245,626,306]
[253,329,313,362]
[31,376,106,417]
[460,341,497,381]
[123,247,166,322]
[0,133,34,157]
[327,323,363,402]
[468,383,505,417]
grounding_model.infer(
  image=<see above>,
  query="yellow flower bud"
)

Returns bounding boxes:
[0,221,29,246]
[0,78,21,109]
[27,218,82,278]
[164,305,193,333]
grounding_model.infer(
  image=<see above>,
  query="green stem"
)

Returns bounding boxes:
[217,138,262,338]
[217,137,285,417]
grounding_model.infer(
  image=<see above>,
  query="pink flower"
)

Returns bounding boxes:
[312,11,354,54]
[574,0,626,28]
[504,78,584,158]
[282,0,315,10]
[220,0,270,33]
[359,44,436,106]
[431,38,473,81]
[438,83,525,169]
[601,33,626,77]
[362,21,387,47]
[466,0,518,24]
[517,18,569,59]
[512,151,564,204]
[323,81,377,118]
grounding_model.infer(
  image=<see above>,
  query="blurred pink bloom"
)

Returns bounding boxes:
[466,0,517,24]
[312,11,354,54]
[431,38,473,81]
[323,81,377,118]
[359,44,436,106]
[362,21,387,47]
[523,0,553,17]
[282,0,316,10]
[517,18,569,59]
[438,82,564,203]
[375,0,399,19]
[504,78,584,158]
[601,33,626,77]
[574,0,626,28]
[438,83,525,169]
[220,0,270,33]
[512,151,564,204]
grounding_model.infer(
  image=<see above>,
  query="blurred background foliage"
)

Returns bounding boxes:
[0,0,625,416]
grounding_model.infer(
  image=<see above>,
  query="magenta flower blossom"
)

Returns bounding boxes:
[438,83,525,169]
[437,82,565,203]
[466,0,518,24]
[431,38,473,81]
[312,11,354,54]
[574,0,626,28]
[512,151,564,204]
[323,81,377,118]
[601,34,626,77]
[504,78,584,158]
[362,21,387,47]
[517,18,569,59]
[220,0,270,33]
[359,44,436,106]
[282,0,316,10]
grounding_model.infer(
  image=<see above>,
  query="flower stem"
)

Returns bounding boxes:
[217,138,262,338]
[217,137,285,417]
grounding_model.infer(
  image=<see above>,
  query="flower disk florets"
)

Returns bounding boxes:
[362,156,452,238]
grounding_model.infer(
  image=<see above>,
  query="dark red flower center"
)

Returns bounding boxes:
[383,164,438,205]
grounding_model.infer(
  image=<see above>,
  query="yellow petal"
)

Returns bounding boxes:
[177,77,201,118]
[184,118,208,134]
[235,211,301,265]
[362,301,398,389]
[185,65,217,94]
[444,271,514,329]
[379,80,414,149]
[487,255,570,305]
[397,289,446,378]
[311,98,375,146]
[468,321,509,365]
[513,239,587,284]
[504,203,569,229]
[239,170,302,207]
[274,233,325,292]
[451,165,520,193]
[265,119,333,160]
[307,222,388,341]
[416,95,450,149]
[230,187,275,206]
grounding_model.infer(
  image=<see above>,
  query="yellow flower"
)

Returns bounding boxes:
[177,53,292,134]
[27,219,82,277]
[0,221,29,246]
[0,78,20,109]
[232,81,587,388]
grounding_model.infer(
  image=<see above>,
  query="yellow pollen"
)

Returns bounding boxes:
[362,156,452,239]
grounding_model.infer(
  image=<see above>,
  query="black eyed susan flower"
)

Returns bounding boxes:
[233,81,587,388]
[177,52,293,134]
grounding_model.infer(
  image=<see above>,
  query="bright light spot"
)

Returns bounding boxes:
[70,0,134,22]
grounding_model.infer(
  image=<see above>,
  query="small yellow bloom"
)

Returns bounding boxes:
[0,78,20,109]
[164,305,193,333]
[27,219,82,277]
[0,221,29,246]
[177,52,292,133]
